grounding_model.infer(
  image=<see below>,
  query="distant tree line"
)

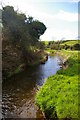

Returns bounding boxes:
[47,40,80,50]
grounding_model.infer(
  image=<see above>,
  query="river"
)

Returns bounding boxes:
[2,55,63,118]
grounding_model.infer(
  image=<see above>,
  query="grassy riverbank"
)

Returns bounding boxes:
[36,50,79,119]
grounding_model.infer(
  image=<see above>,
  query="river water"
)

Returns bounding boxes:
[2,55,62,118]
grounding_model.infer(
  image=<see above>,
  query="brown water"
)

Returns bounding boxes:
[2,55,62,118]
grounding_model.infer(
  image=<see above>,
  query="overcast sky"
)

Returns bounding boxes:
[1,0,79,41]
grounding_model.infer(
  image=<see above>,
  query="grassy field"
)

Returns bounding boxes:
[60,40,79,46]
[42,40,79,45]
[36,50,79,119]
[42,40,80,50]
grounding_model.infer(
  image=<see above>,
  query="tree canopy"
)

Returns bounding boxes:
[2,5,46,50]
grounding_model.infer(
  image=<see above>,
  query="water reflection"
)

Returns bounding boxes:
[2,55,62,118]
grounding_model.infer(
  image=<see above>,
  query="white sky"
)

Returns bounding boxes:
[1,0,79,41]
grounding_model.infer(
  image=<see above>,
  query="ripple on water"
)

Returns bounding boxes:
[2,55,62,118]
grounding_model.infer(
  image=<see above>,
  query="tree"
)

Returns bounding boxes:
[25,19,46,45]
[2,5,46,50]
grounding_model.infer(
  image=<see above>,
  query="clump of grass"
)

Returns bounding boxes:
[36,50,79,119]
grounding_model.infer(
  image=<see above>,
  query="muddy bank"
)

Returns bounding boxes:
[2,40,48,80]
[2,55,61,118]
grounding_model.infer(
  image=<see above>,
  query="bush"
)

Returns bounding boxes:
[73,43,80,50]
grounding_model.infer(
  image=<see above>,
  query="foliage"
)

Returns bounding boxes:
[46,48,56,54]
[73,43,80,50]
[35,41,45,50]
[46,40,80,51]
[2,5,47,79]
[2,5,46,51]
[60,40,78,46]
[36,50,79,119]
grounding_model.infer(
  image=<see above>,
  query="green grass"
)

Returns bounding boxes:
[44,41,49,45]
[45,48,56,54]
[36,50,79,119]
[42,40,79,46]
[61,40,78,46]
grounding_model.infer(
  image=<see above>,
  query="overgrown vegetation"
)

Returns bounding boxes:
[2,6,46,50]
[2,5,47,79]
[36,50,79,119]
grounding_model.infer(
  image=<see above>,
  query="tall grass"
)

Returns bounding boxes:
[36,50,79,119]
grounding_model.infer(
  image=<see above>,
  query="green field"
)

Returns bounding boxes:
[61,40,79,46]
[42,40,79,45]
[36,50,79,119]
